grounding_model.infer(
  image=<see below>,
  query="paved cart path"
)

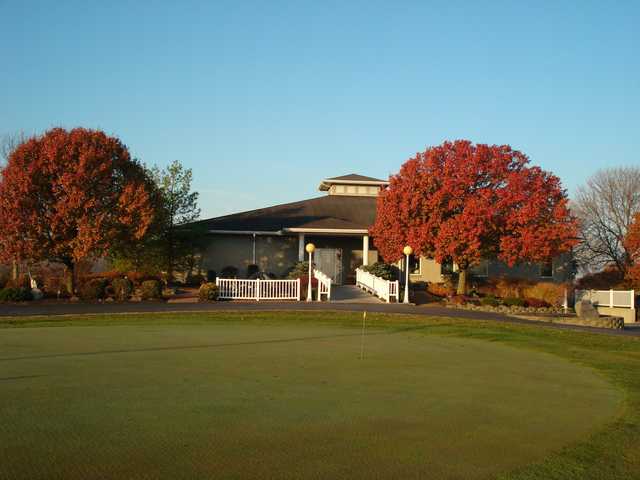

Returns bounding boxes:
[330,285,384,303]
[1,299,639,337]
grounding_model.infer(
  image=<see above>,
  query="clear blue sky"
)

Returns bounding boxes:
[1,1,638,219]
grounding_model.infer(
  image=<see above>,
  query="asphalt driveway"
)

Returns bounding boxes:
[1,300,639,337]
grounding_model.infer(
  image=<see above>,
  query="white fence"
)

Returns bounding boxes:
[313,269,332,301]
[355,267,399,303]
[216,278,301,301]
[575,289,636,309]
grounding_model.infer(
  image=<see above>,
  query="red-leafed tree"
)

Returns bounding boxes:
[370,140,579,294]
[624,213,640,287]
[0,128,156,292]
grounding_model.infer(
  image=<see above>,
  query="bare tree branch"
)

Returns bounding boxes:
[0,131,28,167]
[573,166,640,274]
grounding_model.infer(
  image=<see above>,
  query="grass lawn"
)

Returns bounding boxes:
[0,311,638,479]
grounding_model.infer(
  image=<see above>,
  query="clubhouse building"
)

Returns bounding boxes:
[195,174,573,285]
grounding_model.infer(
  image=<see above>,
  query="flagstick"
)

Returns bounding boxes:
[360,311,367,360]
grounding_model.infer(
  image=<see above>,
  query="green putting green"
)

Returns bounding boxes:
[0,314,623,479]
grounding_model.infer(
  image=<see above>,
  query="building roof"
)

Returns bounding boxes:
[318,173,389,191]
[194,194,377,234]
[324,173,388,183]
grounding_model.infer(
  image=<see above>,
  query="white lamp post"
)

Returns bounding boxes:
[306,243,315,302]
[403,245,413,304]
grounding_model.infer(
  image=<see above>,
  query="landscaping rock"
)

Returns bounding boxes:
[575,300,599,320]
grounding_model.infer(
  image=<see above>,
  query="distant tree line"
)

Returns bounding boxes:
[1,130,638,294]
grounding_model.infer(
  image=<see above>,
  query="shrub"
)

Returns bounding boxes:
[5,274,31,290]
[0,270,9,289]
[526,298,550,308]
[125,271,146,285]
[427,281,454,297]
[503,297,526,307]
[112,278,133,301]
[472,279,498,297]
[141,280,163,300]
[480,295,500,307]
[286,262,311,279]
[125,271,161,286]
[42,277,71,298]
[184,273,205,287]
[298,275,318,291]
[494,278,531,299]
[206,270,217,282]
[362,262,399,281]
[522,282,566,306]
[79,279,108,301]
[575,266,625,290]
[0,287,33,302]
[82,270,123,282]
[246,264,260,278]
[220,266,239,279]
[449,295,477,305]
[198,282,219,302]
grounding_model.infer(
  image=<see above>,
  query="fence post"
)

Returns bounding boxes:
[610,289,614,307]
[631,290,636,311]
[256,279,261,301]
[297,278,301,301]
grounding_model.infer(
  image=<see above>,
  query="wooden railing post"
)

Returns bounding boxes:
[610,289,614,307]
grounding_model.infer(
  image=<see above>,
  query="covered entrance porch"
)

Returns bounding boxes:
[293,230,377,285]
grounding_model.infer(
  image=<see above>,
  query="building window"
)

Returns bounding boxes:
[469,259,489,277]
[540,260,553,278]
[409,254,421,274]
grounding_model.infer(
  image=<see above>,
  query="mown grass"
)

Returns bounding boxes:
[1,311,639,479]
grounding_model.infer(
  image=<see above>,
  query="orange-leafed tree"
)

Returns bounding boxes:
[0,128,156,292]
[625,213,640,287]
[370,140,579,295]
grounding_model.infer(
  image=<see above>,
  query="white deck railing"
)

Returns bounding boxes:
[313,269,332,301]
[216,278,301,301]
[355,267,399,303]
[575,289,636,309]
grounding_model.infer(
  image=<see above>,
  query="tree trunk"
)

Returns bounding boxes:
[166,228,174,284]
[11,260,18,281]
[62,261,76,296]
[457,268,467,296]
